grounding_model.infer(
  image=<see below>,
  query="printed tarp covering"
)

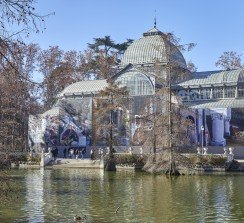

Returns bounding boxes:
[28,98,92,151]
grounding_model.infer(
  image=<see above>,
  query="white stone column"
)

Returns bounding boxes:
[211,113,225,145]
[210,87,213,99]
[197,109,204,145]
[211,113,226,146]
[235,86,238,98]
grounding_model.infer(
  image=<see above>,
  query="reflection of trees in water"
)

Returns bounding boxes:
[6,170,244,222]
[42,171,244,222]
[137,175,236,223]
[0,171,26,222]
[194,176,231,222]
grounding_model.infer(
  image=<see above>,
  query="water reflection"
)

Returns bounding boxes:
[25,168,45,222]
[2,170,244,222]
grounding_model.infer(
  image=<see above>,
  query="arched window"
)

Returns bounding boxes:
[116,72,154,96]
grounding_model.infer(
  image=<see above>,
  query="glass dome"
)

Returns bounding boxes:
[121,27,187,69]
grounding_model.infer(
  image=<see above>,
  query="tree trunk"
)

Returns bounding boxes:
[104,95,116,171]
[104,156,116,171]
[166,66,180,176]
[166,149,180,176]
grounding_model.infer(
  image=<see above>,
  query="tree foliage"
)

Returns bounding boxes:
[0,42,40,152]
[88,35,133,57]
[87,36,133,78]
[38,47,117,109]
[0,0,50,152]
[38,35,133,109]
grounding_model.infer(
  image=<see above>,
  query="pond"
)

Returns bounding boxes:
[1,169,244,223]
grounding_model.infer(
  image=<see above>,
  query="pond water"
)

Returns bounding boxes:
[1,169,244,223]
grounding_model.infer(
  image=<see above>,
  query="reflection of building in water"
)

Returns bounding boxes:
[25,169,45,222]
[28,24,244,153]
[195,176,234,223]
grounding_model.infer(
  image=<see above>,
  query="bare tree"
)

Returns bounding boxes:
[93,82,128,171]
[132,89,192,161]
[187,60,198,72]
[158,32,195,175]
[215,51,243,70]
[0,0,53,198]
[0,0,54,84]
[0,0,53,41]
[0,0,50,154]
[0,42,40,152]
[143,32,196,175]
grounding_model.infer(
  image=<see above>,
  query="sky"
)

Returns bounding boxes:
[27,0,244,72]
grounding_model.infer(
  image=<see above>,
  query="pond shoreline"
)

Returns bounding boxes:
[2,152,244,175]
[6,159,244,175]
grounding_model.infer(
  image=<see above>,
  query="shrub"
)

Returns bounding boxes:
[204,155,227,166]
[8,153,41,164]
[27,155,41,164]
[8,154,28,163]
[188,154,227,166]
[114,154,146,166]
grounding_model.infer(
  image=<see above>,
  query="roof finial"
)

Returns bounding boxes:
[154,10,157,28]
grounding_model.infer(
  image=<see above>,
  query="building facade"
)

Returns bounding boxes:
[28,26,244,154]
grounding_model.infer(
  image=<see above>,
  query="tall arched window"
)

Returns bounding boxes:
[116,72,154,96]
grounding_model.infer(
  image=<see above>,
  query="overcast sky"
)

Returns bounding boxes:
[27,0,244,72]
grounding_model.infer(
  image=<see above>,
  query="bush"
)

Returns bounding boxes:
[205,155,227,166]
[8,153,41,164]
[188,154,227,166]
[27,155,41,164]
[8,154,28,163]
[114,154,146,166]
